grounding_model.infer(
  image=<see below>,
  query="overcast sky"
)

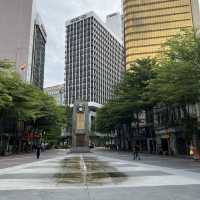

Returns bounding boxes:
[36,0,121,87]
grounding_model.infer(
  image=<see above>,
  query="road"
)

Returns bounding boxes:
[0,149,200,200]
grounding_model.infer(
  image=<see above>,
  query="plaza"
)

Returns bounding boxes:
[0,149,200,200]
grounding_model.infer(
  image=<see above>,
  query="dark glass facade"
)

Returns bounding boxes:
[31,23,46,89]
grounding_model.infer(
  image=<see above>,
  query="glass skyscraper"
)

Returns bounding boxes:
[31,15,47,89]
[123,0,200,68]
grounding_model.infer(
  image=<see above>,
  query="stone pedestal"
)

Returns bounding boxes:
[71,101,90,153]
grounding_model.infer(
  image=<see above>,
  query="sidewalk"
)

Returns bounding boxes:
[0,149,66,169]
[94,148,195,161]
[94,148,200,170]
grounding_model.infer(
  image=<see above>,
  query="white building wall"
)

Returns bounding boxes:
[44,84,65,106]
[106,13,123,41]
[192,0,200,31]
[0,0,36,81]
[27,0,37,82]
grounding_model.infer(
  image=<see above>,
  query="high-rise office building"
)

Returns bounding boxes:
[123,0,200,68]
[106,13,123,40]
[44,84,65,106]
[0,0,47,89]
[65,12,124,107]
[31,14,47,89]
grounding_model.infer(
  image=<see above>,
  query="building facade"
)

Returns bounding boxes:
[123,0,200,68]
[31,14,47,89]
[0,0,47,89]
[154,104,200,155]
[106,12,123,41]
[44,84,65,106]
[65,12,124,106]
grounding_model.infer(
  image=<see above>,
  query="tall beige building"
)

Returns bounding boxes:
[123,0,200,68]
[0,0,47,89]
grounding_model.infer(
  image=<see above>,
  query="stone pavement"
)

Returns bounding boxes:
[94,149,200,170]
[0,150,200,199]
[0,149,66,169]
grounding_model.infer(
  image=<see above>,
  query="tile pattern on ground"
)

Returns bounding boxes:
[0,153,200,190]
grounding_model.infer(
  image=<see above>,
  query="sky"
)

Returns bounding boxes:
[36,0,122,87]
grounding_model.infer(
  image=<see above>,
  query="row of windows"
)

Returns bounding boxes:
[66,48,91,55]
[66,38,122,50]
[65,57,123,67]
[126,52,161,65]
[66,28,91,36]
[66,88,114,97]
[66,18,92,30]
[123,0,183,6]
[67,97,111,105]
[126,44,162,56]
[65,69,123,82]
[66,83,116,91]
[125,27,190,41]
[66,41,122,54]
[66,75,116,82]
[66,63,123,76]
[66,76,122,101]
[125,36,170,49]
[66,49,123,65]
[125,12,192,29]
[66,33,91,41]
[123,0,191,10]
[124,5,191,22]
[66,87,115,96]
[66,52,123,64]
[125,19,192,34]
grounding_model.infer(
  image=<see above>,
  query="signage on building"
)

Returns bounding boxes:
[71,15,87,23]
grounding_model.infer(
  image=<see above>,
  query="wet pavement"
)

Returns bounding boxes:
[0,149,200,199]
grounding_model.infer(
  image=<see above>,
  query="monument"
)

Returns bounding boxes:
[71,101,90,153]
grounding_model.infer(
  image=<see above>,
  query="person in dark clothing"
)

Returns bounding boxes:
[36,146,41,159]
[133,145,141,160]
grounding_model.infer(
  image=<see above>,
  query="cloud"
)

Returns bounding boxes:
[36,0,121,87]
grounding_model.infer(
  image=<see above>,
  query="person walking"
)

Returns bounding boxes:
[36,145,41,159]
[133,144,141,160]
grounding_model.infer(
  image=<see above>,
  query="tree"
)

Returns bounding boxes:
[96,29,200,152]
[147,29,200,144]
[0,61,13,111]
[162,29,200,66]
[0,61,69,153]
[96,58,157,150]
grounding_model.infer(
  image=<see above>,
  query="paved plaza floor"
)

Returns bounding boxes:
[0,149,200,200]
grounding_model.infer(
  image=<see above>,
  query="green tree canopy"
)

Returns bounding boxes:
[96,58,157,133]
[0,61,68,143]
[147,30,200,107]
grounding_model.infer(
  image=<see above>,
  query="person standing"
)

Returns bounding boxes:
[133,144,141,160]
[36,145,41,159]
[41,142,45,152]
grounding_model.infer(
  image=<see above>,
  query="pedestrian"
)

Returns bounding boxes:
[41,142,45,152]
[133,144,141,160]
[36,145,41,159]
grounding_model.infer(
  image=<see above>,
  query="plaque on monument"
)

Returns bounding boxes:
[71,101,90,153]
[76,112,85,130]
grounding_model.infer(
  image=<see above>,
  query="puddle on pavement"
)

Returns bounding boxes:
[55,156,128,185]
